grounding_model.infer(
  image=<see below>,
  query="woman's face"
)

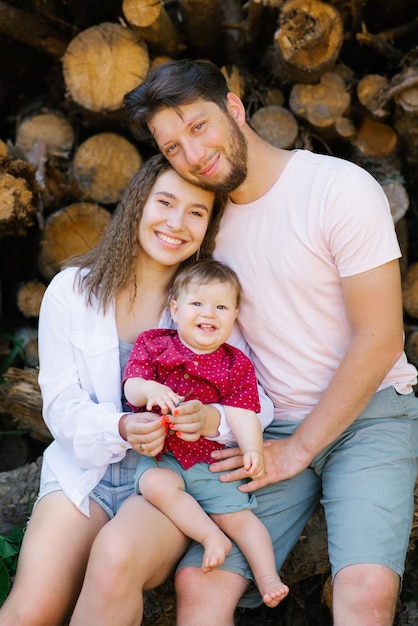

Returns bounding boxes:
[138,168,214,269]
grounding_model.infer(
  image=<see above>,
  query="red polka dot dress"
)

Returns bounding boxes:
[123,329,261,469]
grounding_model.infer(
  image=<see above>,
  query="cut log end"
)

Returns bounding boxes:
[0,157,40,236]
[38,202,112,280]
[63,22,150,114]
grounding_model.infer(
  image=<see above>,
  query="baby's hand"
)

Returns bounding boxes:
[243,449,265,480]
[143,381,183,413]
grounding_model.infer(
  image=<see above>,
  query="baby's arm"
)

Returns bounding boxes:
[124,378,184,413]
[224,407,265,479]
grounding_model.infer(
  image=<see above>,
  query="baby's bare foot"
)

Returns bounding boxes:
[201,531,232,573]
[259,574,289,608]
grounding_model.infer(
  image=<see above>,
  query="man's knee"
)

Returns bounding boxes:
[176,566,247,613]
[333,564,400,625]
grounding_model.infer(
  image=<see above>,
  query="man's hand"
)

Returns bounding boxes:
[210,438,311,492]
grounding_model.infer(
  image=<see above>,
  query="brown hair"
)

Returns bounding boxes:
[65,153,226,313]
[122,59,230,145]
[171,259,241,307]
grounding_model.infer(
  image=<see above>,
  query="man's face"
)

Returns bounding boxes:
[148,97,248,194]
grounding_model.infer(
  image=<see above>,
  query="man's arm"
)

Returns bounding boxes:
[286,258,404,466]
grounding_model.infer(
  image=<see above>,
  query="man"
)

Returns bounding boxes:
[122,59,418,625]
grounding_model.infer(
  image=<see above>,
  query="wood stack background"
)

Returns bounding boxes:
[0,0,418,623]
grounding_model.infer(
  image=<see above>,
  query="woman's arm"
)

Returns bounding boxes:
[38,269,132,469]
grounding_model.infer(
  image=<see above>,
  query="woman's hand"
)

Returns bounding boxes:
[210,438,311,492]
[119,412,167,457]
[167,399,221,441]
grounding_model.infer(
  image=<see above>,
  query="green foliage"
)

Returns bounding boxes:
[0,560,9,605]
[0,332,27,383]
[0,526,25,606]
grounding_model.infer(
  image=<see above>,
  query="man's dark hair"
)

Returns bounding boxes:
[122,59,230,144]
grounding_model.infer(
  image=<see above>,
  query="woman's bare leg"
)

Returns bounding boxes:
[176,567,248,626]
[0,492,109,626]
[140,467,231,573]
[70,494,190,626]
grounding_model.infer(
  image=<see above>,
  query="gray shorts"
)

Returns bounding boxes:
[135,453,257,514]
[177,386,418,608]
[36,449,142,519]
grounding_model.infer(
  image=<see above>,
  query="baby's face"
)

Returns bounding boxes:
[170,281,238,354]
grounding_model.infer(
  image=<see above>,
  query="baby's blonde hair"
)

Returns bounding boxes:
[171,259,241,307]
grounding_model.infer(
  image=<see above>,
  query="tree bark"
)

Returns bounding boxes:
[403,263,418,319]
[72,132,142,204]
[178,0,224,62]
[0,0,70,57]
[122,0,182,57]
[0,367,49,442]
[243,0,284,54]
[393,68,418,204]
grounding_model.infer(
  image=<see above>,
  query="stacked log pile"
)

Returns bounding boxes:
[0,0,418,622]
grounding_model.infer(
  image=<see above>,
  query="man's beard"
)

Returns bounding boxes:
[195,114,248,194]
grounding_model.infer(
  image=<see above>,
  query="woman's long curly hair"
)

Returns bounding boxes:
[64,153,226,313]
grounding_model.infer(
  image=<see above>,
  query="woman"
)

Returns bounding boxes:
[0,153,227,625]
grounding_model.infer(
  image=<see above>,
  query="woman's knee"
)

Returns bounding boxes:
[89,522,133,579]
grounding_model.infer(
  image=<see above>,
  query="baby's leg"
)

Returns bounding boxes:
[139,467,231,573]
[211,509,289,608]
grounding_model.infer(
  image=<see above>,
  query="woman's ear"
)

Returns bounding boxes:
[170,299,178,322]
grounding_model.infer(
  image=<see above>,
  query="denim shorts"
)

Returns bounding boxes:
[177,386,418,608]
[135,453,257,514]
[36,449,142,519]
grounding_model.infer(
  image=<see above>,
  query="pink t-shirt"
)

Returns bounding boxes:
[215,150,417,421]
[123,329,261,468]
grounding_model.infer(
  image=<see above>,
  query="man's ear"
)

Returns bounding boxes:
[226,92,246,125]
[170,299,178,322]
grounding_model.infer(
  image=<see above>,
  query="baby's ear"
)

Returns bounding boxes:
[170,299,178,321]
[234,307,239,320]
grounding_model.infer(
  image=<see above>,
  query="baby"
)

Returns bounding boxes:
[123,259,288,607]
